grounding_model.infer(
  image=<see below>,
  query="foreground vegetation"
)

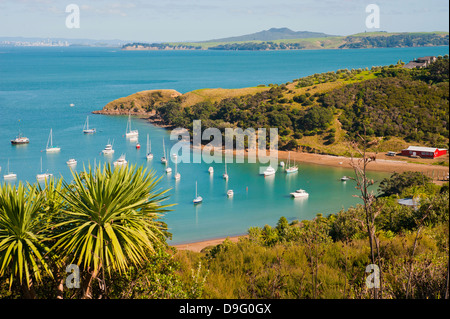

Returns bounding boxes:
[175,173,449,299]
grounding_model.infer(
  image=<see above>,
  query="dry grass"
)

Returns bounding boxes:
[179,87,270,108]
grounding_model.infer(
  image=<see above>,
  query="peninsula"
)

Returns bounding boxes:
[94,55,449,181]
[122,29,449,51]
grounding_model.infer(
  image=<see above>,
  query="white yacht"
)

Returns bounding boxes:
[146,134,153,160]
[227,189,234,198]
[36,157,52,181]
[223,162,229,180]
[66,158,77,166]
[113,154,127,167]
[193,181,203,204]
[46,128,60,153]
[208,166,214,174]
[263,166,276,177]
[161,138,167,164]
[341,176,351,181]
[102,141,114,155]
[285,152,298,174]
[3,160,17,180]
[290,189,309,198]
[125,112,138,138]
[174,159,180,180]
[83,116,96,134]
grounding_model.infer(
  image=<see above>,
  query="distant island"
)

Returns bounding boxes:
[122,28,449,51]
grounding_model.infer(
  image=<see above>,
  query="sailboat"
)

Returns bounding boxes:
[37,157,52,180]
[125,112,138,138]
[223,161,229,180]
[46,129,60,153]
[3,159,17,180]
[193,181,203,204]
[83,116,96,134]
[174,159,180,180]
[161,138,167,164]
[285,152,298,174]
[146,134,153,160]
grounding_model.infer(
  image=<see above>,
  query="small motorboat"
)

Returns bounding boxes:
[263,166,276,176]
[290,189,309,198]
[102,141,114,155]
[341,176,350,181]
[227,190,234,198]
[113,154,127,167]
[66,158,77,166]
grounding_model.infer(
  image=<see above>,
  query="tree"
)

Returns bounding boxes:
[378,172,432,197]
[0,182,53,299]
[51,163,172,298]
[349,129,383,299]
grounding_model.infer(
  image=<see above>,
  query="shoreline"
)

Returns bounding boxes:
[93,111,449,182]
[172,235,246,253]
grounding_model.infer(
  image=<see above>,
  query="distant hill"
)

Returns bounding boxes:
[204,27,336,42]
[123,31,449,51]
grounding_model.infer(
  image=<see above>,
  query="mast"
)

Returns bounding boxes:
[163,138,166,158]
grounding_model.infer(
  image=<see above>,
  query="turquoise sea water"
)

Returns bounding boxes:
[0,46,448,244]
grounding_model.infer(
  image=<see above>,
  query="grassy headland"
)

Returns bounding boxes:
[94,55,449,172]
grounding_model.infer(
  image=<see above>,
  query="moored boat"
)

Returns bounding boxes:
[290,189,309,198]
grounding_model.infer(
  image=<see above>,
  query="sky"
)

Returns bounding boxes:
[0,0,448,42]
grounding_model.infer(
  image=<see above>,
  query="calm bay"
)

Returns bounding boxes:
[0,45,448,244]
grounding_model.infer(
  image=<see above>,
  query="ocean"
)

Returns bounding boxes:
[0,45,448,244]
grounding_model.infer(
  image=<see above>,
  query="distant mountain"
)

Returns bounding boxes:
[204,27,337,42]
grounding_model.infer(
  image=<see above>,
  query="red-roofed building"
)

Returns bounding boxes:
[401,146,447,159]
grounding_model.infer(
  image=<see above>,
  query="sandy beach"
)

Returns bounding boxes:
[276,150,449,180]
[173,235,246,253]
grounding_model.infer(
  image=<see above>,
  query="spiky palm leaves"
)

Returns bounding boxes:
[0,182,52,298]
[0,163,172,298]
[52,164,172,297]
